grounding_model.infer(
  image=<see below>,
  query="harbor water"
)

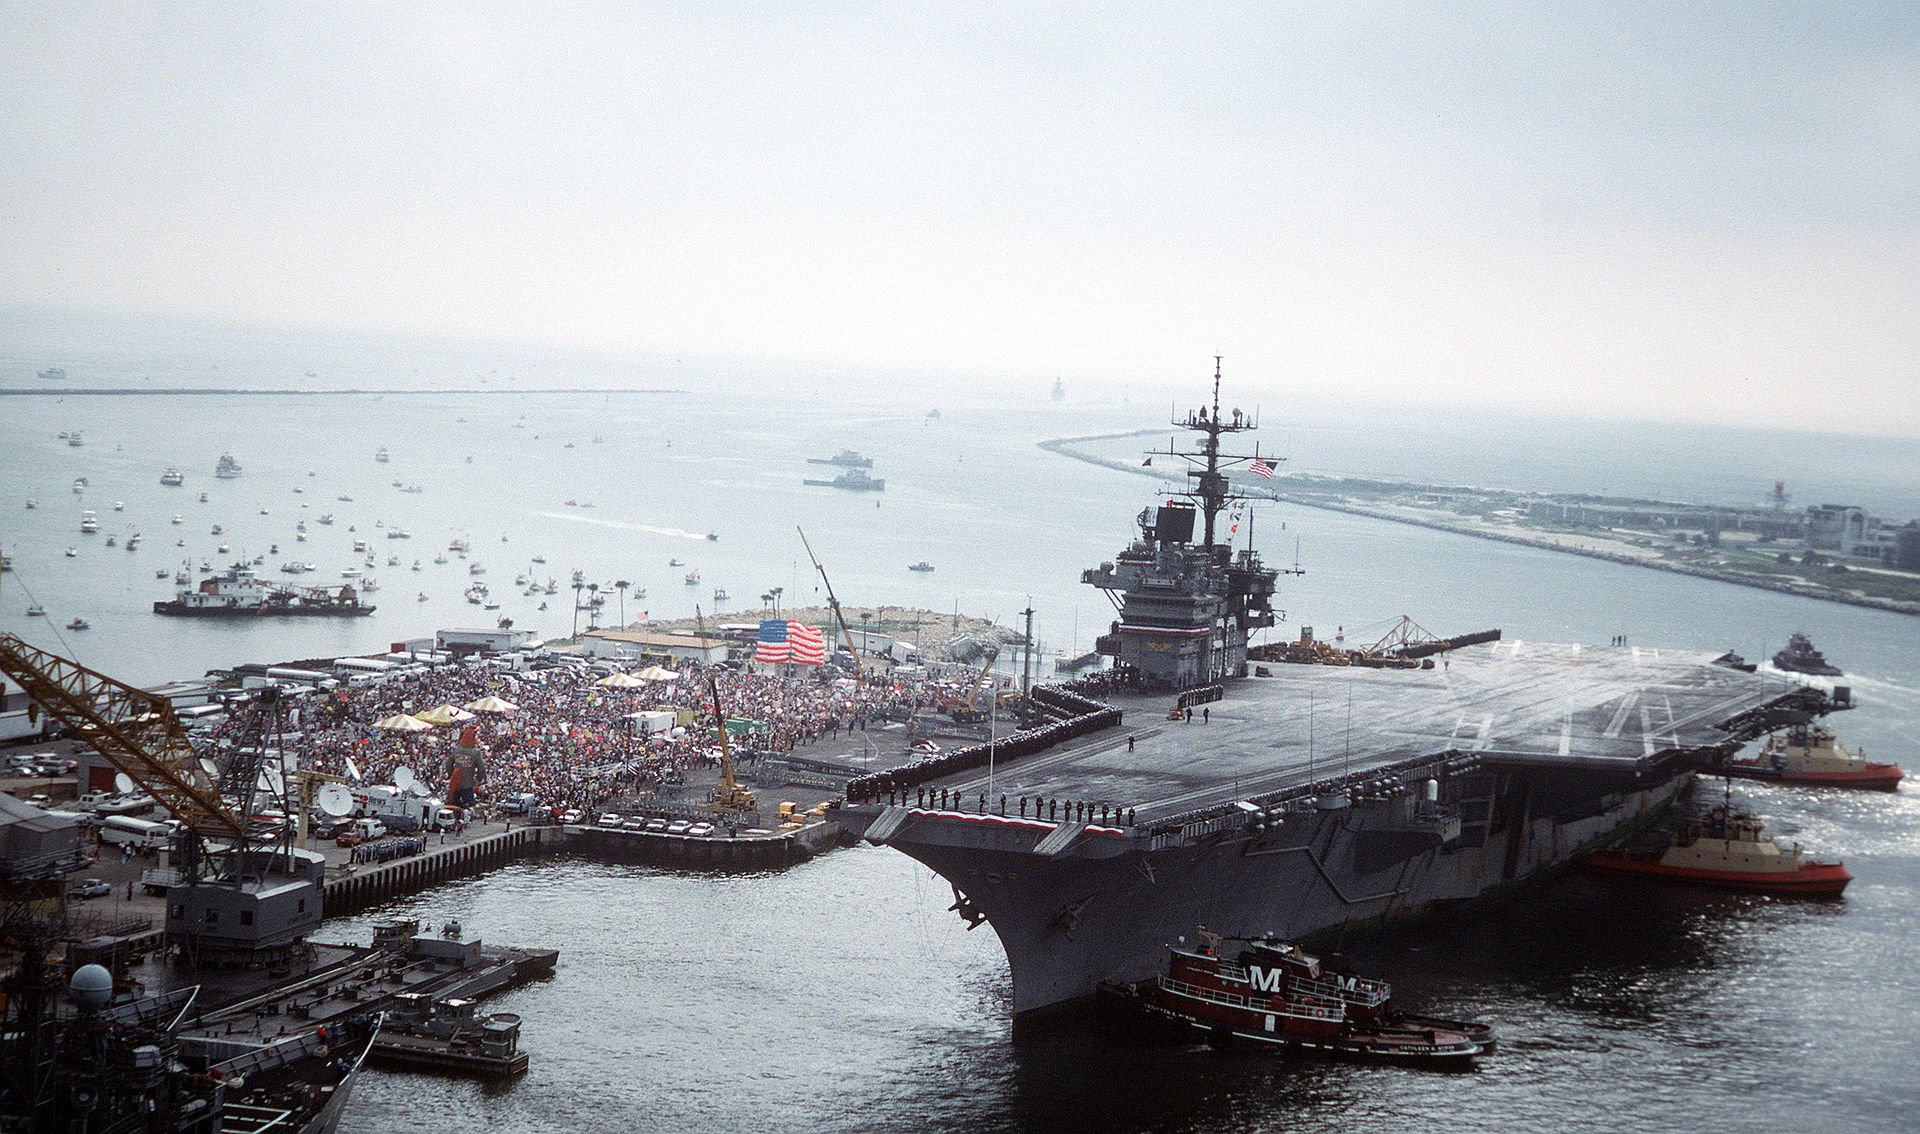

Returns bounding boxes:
[3,314,1919,1132]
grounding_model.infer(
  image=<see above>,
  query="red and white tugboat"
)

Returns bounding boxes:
[1112,931,1493,1066]
[1720,723,1902,791]
[1584,804,1851,896]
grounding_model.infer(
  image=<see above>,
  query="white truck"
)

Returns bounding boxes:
[99,814,182,851]
[352,785,460,832]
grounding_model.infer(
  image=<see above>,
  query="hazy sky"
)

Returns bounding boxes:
[4,3,1918,433]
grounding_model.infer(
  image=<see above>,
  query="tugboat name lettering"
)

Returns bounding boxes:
[1247,967,1284,993]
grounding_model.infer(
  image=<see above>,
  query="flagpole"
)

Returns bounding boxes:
[988,694,996,799]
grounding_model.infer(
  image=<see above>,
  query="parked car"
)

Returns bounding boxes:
[335,830,365,847]
[645,818,668,833]
[69,878,111,899]
[665,820,692,835]
[598,812,623,827]
[687,822,715,837]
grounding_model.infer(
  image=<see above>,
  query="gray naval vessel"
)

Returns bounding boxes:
[835,366,1839,1019]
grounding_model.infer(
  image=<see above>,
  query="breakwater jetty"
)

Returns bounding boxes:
[1040,432,1920,618]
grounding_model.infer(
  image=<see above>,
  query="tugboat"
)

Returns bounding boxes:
[159,465,185,486]
[1720,723,1903,790]
[908,561,935,572]
[1771,632,1842,676]
[1584,803,1851,895]
[215,452,242,478]
[1107,931,1493,1066]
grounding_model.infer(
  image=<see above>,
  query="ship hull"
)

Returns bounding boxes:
[153,601,375,617]
[864,769,1691,1017]
[1719,761,1902,791]
[1583,850,1851,895]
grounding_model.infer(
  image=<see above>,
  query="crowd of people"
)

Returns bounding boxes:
[208,657,948,819]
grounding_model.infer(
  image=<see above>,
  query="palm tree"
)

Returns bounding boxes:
[586,583,601,629]
[615,579,631,626]
[571,580,586,636]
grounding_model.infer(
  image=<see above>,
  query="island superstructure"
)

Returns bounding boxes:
[835,365,1837,1019]
[1082,365,1279,688]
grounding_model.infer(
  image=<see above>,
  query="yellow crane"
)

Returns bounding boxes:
[693,607,756,812]
[0,633,244,838]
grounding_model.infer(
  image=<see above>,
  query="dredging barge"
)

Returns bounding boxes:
[834,365,1840,1018]
[154,562,374,617]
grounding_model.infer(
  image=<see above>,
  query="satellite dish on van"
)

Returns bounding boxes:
[408,780,433,798]
[345,757,362,782]
[113,772,135,794]
[318,784,353,816]
[257,767,284,796]
[393,766,416,793]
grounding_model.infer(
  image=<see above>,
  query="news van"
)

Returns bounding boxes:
[351,785,461,831]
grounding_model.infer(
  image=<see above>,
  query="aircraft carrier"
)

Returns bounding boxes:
[835,366,1837,1018]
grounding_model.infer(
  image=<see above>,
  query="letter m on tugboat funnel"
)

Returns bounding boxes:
[1247,967,1284,993]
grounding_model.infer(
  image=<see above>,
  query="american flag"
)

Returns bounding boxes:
[1250,458,1274,480]
[756,619,828,665]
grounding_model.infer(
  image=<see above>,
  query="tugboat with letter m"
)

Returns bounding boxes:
[1106,930,1493,1066]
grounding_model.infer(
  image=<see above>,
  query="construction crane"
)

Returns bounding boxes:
[957,647,1001,722]
[0,633,243,838]
[693,606,756,812]
[796,526,861,678]
[0,634,331,962]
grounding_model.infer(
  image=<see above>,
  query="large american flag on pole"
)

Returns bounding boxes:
[1249,458,1275,480]
[756,619,828,665]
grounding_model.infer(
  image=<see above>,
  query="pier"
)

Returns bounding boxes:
[320,819,845,917]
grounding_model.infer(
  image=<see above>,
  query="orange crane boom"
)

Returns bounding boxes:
[0,633,245,838]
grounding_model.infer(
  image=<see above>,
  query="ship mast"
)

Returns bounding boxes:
[1147,356,1269,545]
